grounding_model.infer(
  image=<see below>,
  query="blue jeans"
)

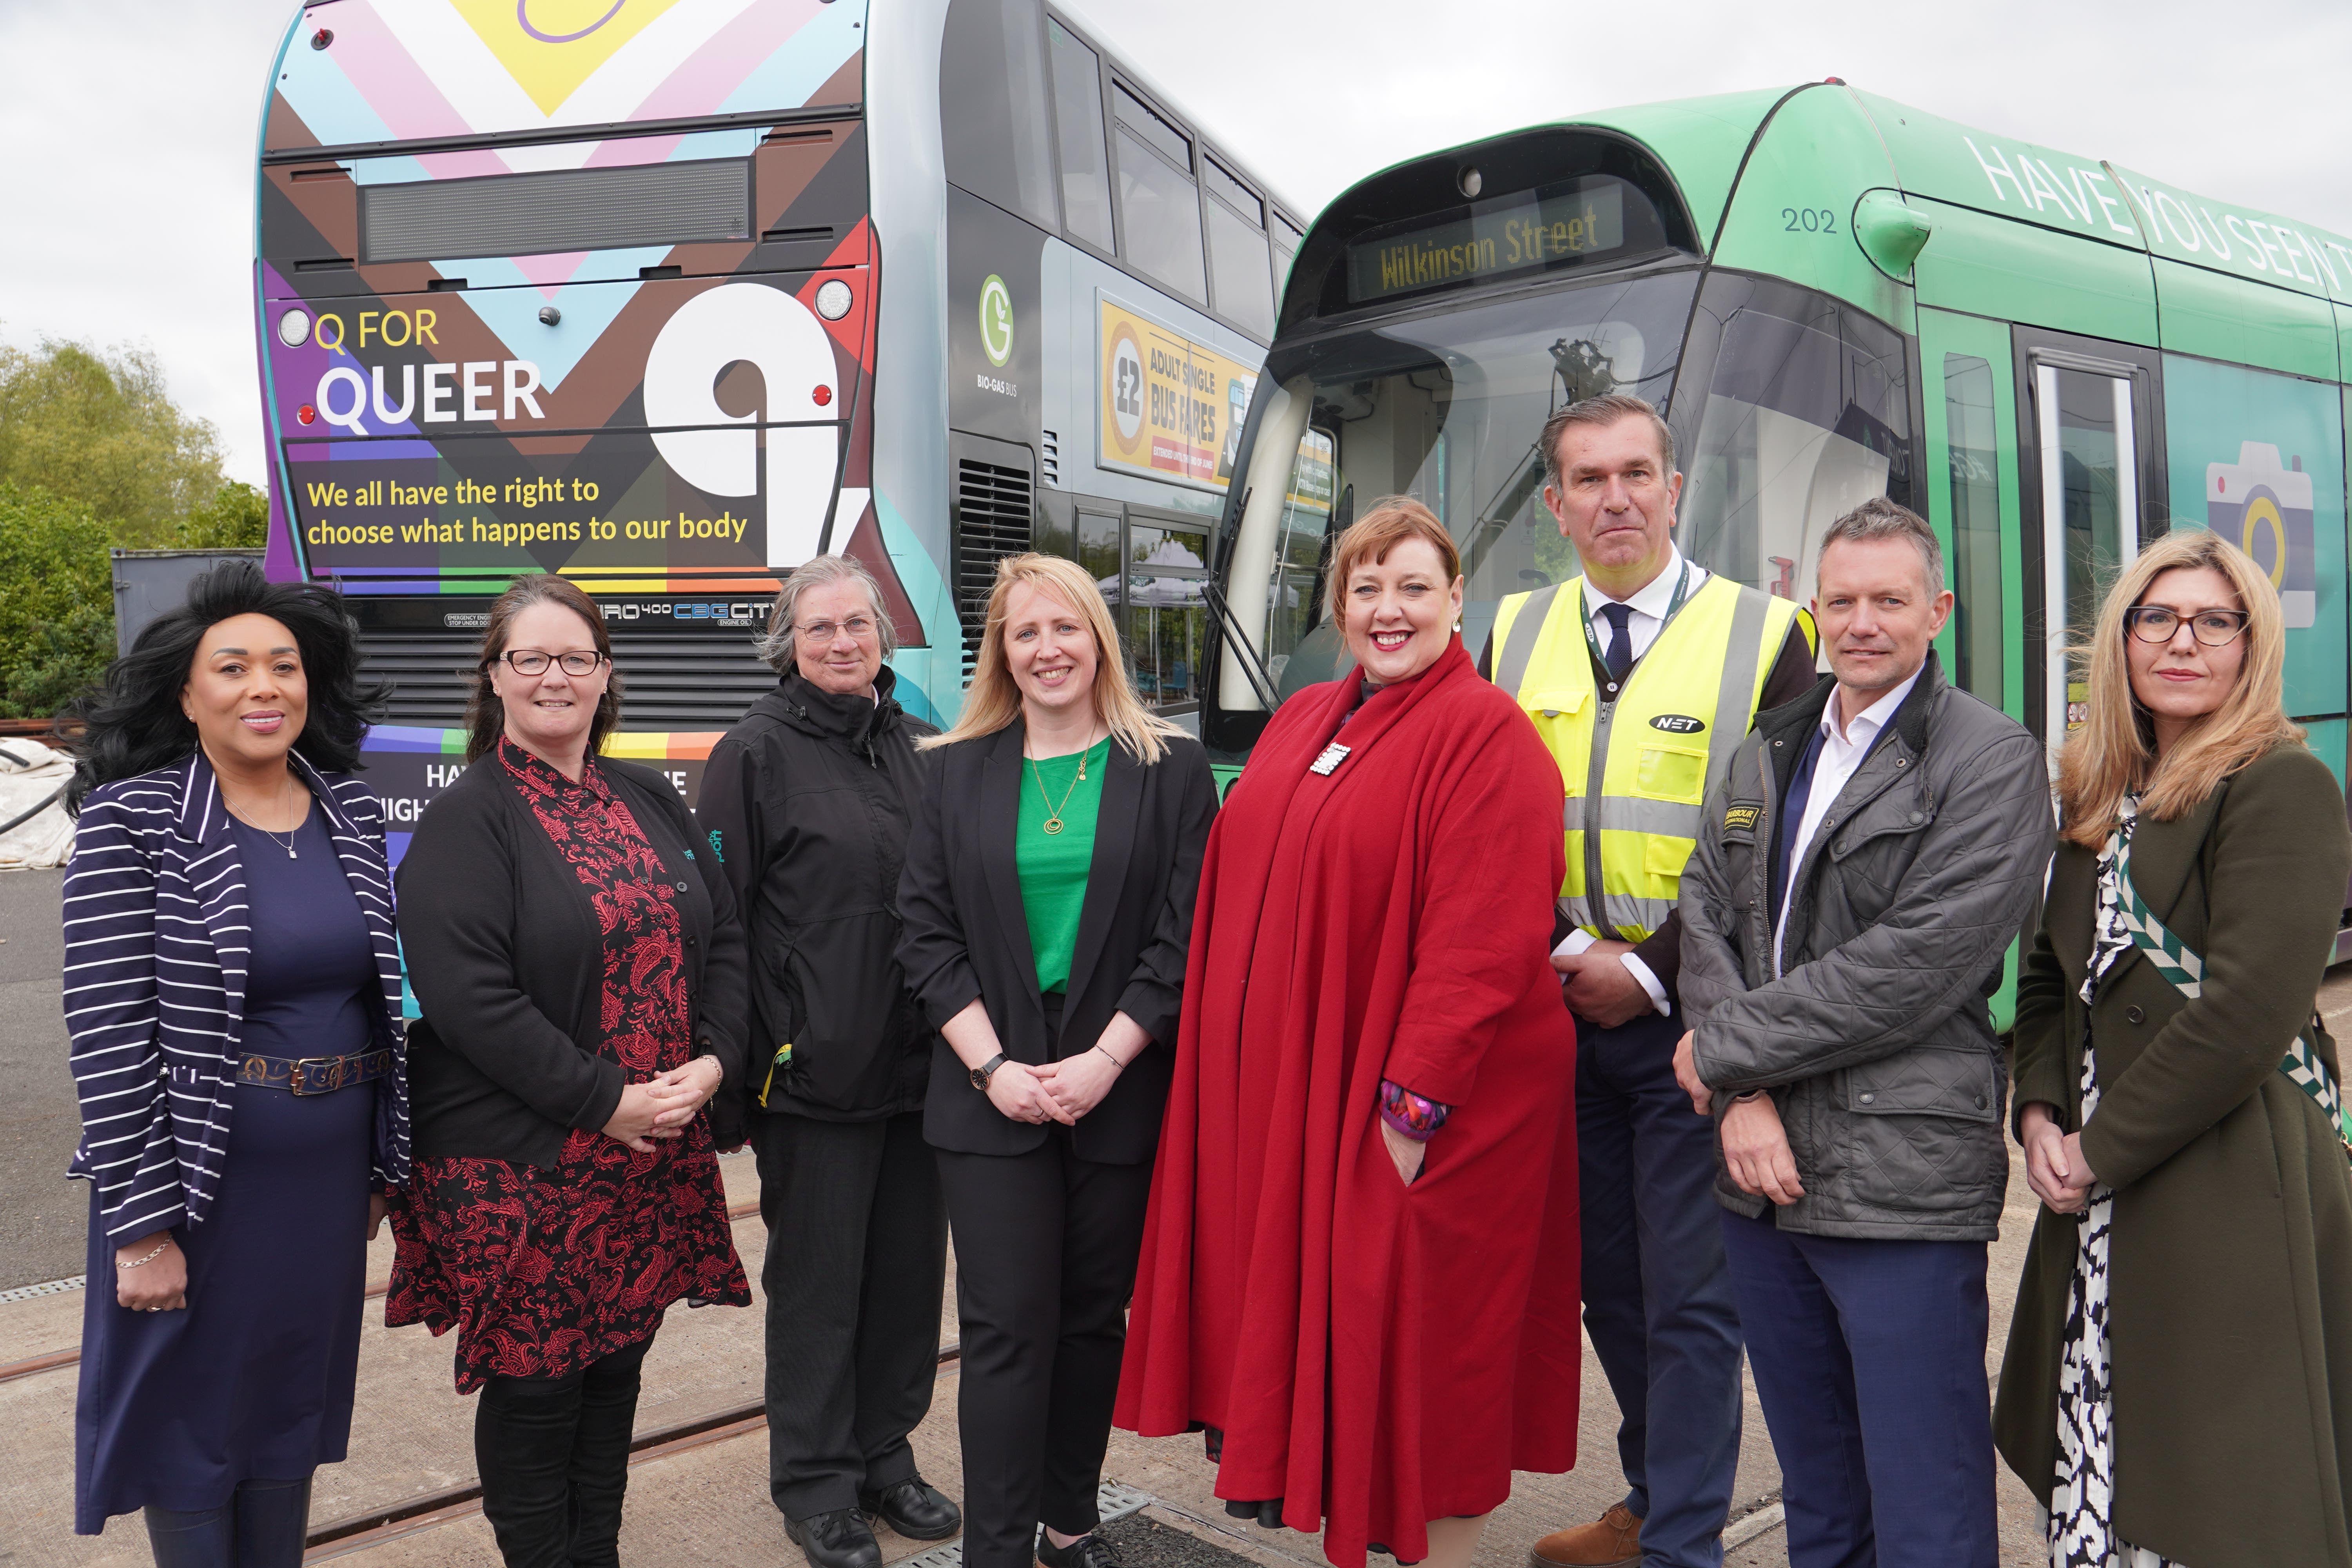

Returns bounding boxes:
[142,1476,312,1568]
[1719,1210,1997,1568]
[1575,1007,1745,1568]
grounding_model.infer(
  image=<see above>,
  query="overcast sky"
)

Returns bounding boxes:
[3,0,2346,485]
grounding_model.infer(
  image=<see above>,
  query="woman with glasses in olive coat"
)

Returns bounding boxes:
[1995,530,2352,1568]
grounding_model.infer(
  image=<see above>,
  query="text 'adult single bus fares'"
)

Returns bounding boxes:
[256,0,1299,843]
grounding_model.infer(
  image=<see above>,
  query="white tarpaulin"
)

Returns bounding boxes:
[0,739,75,869]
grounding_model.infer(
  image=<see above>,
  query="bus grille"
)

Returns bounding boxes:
[356,626,776,733]
[953,458,1034,682]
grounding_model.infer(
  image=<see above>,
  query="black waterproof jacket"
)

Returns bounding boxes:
[699,666,939,1122]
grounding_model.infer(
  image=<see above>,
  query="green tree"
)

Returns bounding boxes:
[0,483,113,719]
[175,480,269,549]
[0,339,225,544]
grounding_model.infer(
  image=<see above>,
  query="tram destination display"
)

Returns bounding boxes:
[1346,178,1629,303]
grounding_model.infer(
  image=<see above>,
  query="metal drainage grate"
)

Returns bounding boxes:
[0,1275,85,1305]
[892,1483,1155,1568]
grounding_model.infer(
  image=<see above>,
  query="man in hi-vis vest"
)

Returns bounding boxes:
[1486,396,1817,1568]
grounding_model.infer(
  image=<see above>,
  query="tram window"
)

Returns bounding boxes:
[1206,197,1276,339]
[1679,276,1912,627]
[1046,19,1114,252]
[1113,116,1208,303]
[1944,354,2004,705]
[940,0,1058,230]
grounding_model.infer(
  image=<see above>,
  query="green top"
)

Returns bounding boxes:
[1016,736,1110,995]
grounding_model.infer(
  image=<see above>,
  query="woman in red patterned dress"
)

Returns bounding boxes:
[389,574,752,1568]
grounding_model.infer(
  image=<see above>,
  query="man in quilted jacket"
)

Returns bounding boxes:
[1674,498,2055,1568]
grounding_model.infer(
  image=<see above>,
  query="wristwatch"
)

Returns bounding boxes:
[969,1053,1008,1092]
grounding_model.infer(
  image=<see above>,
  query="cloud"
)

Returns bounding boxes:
[5,0,2347,488]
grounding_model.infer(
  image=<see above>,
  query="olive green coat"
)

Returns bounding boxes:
[1994,745,2352,1566]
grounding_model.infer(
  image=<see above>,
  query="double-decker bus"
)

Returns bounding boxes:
[254,0,1301,838]
[1205,80,2352,970]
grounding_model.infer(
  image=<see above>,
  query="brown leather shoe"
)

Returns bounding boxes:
[1527,1504,1641,1568]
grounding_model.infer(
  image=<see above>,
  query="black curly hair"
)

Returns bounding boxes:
[67,558,387,812]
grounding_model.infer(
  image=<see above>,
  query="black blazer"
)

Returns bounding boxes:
[896,722,1215,1162]
[396,751,751,1167]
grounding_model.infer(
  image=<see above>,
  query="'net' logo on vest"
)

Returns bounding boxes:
[1650,714,1706,733]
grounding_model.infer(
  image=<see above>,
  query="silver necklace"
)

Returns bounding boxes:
[229,771,300,858]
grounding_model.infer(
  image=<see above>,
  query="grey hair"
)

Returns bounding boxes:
[1816,497,1945,598]
[752,554,897,672]
[1539,392,1678,494]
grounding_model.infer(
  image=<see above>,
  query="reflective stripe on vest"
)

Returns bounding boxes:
[1495,572,1811,943]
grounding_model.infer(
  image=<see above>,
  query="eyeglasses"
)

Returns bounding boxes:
[795,617,877,643]
[497,649,606,677]
[2124,606,2249,647]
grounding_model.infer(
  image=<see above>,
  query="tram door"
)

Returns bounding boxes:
[2011,330,2166,766]
[1918,309,2025,726]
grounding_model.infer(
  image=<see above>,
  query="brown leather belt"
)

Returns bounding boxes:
[236,1047,395,1095]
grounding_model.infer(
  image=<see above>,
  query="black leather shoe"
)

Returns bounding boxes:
[858,1477,962,1541]
[786,1507,883,1568]
[1038,1531,1124,1568]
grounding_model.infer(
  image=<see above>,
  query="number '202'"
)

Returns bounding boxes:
[1784,207,1838,234]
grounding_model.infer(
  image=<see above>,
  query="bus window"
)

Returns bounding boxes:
[1077,507,1122,584]
[1112,84,1208,304]
[1047,18,1114,253]
[1944,354,2004,704]
[940,0,1057,230]
[1213,269,1700,707]
[361,158,751,263]
[1203,157,1275,340]
[1679,276,1912,622]
[1120,523,1211,709]
[1272,214,1303,292]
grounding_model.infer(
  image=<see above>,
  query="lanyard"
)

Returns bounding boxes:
[1579,556,1693,679]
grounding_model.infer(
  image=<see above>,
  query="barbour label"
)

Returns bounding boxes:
[1723,804,1762,833]
[1651,714,1706,733]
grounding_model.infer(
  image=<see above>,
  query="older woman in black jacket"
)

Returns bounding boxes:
[698,555,958,1568]
[388,573,751,1568]
[897,554,1215,1568]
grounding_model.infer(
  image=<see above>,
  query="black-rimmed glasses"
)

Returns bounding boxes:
[497,649,606,677]
[2124,606,2249,647]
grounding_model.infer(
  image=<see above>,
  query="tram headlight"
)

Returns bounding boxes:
[815,279,853,321]
[278,309,312,348]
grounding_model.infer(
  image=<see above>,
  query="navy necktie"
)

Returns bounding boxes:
[1599,603,1634,683]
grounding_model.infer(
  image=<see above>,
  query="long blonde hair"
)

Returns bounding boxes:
[2056,530,2303,848]
[919,554,1185,763]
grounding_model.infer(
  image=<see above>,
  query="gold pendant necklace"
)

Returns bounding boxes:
[1028,733,1096,835]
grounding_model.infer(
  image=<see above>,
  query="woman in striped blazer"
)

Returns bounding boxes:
[61,559,409,1566]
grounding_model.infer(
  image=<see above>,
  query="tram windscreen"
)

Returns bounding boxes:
[1217,269,1699,703]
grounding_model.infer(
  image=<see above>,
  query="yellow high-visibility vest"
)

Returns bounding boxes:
[1492,569,1813,942]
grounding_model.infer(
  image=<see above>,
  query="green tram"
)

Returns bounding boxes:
[1195,78,2352,973]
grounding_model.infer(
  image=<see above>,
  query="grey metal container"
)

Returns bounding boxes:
[110,549,265,655]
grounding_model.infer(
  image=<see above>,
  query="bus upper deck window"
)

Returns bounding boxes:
[1112,84,1207,304]
[1047,19,1114,253]
[940,0,1057,230]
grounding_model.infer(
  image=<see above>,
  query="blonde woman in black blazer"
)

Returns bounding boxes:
[896,554,1214,1568]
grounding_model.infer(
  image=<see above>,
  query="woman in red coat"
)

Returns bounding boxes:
[1117,498,1580,1568]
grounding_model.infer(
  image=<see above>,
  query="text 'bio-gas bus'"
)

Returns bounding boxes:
[1201,80,2352,975]
[254,0,1301,837]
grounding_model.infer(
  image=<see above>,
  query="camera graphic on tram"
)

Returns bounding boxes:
[2207,441,2316,628]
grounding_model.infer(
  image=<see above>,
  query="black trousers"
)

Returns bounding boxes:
[474,1334,654,1568]
[752,1108,949,1519]
[936,1130,1154,1568]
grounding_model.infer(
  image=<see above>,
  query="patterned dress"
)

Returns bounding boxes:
[2048,798,2180,1568]
[388,740,749,1392]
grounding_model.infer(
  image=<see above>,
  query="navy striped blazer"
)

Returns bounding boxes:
[62,751,412,1243]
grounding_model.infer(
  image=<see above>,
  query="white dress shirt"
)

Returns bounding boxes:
[1552,548,1706,1016]
[1771,664,1926,977]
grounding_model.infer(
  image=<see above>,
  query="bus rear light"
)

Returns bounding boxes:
[296,404,317,425]
[278,309,311,347]
[815,279,853,320]
[812,385,833,407]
